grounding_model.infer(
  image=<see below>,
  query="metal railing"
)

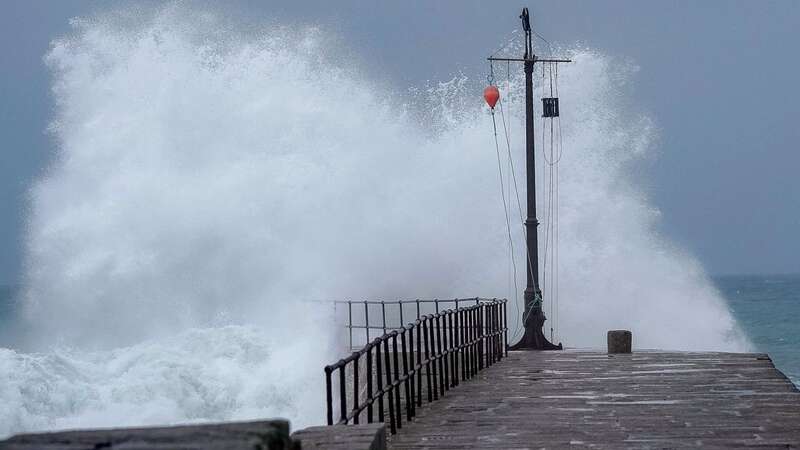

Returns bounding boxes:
[331,297,499,349]
[324,298,507,434]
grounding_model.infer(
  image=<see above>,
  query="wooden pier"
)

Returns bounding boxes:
[389,350,800,449]
[3,349,799,449]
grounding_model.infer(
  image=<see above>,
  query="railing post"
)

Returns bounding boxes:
[392,333,402,429]
[470,307,476,375]
[448,311,456,387]
[455,309,460,383]
[465,309,471,378]
[494,302,499,362]
[477,306,482,371]
[352,353,360,424]
[503,300,509,357]
[475,304,480,370]
[348,302,353,350]
[497,302,503,361]
[436,314,446,395]
[486,303,491,365]
[479,304,485,370]
[366,347,374,423]
[381,301,387,335]
[493,302,499,363]
[492,304,500,363]
[325,366,333,425]
[488,303,493,366]
[487,304,493,366]
[475,302,480,372]
[364,300,370,344]
[376,340,384,423]
[384,338,396,434]
[466,308,472,377]
[423,317,433,402]
[464,308,470,379]
[339,364,347,424]
[428,316,439,400]
[484,304,488,367]
[460,308,467,380]
[479,304,484,370]
[402,328,414,419]
[458,308,464,382]
[399,300,404,328]
[416,320,423,407]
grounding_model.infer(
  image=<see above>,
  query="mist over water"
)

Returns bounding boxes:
[2,4,749,438]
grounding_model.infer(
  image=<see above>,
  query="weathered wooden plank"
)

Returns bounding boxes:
[388,350,800,448]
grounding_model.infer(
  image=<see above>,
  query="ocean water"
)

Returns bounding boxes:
[1,276,797,430]
[3,277,798,384]
[713,274,800,386]
[0,284,334,436]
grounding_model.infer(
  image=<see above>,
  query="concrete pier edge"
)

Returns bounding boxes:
[0,420,386,450]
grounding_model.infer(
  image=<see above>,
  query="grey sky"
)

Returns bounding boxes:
[1,1,798,284]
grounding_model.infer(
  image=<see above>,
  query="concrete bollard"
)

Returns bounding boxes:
[607,330,632,354]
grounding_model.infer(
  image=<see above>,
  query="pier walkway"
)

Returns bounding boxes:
[389,350,800,449]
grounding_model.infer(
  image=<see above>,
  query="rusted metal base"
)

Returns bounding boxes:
[509,306,562,350]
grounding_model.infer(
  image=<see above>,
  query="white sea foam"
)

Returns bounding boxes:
[2,3,749,438]
[0,325,331,438]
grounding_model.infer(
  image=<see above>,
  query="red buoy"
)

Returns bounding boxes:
[484,85,500,109]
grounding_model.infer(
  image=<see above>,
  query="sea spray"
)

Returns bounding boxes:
[2,3,748,438]
[0,324,331,437]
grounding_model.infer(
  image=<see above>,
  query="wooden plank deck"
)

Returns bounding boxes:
[389,350,800,449]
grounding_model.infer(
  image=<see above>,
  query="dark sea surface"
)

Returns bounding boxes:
[0,285,18,325]
[1,275,798,386]
[713,274,800,386]
[0,284,22,346]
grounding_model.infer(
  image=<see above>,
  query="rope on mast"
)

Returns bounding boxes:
[488,34,568,344]
[497,81,538,342]
[488,61,522,341]
[485,7,571,349]
[539,60,563,343]
[555,62,563,339]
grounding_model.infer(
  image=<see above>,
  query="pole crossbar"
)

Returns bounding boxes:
[487,57,571,63]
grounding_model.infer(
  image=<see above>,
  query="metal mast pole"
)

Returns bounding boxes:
[522,18,541,319]
[490,8,565,350]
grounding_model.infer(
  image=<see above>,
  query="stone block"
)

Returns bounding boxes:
[292,423,385,450]
[607,329,632,353]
